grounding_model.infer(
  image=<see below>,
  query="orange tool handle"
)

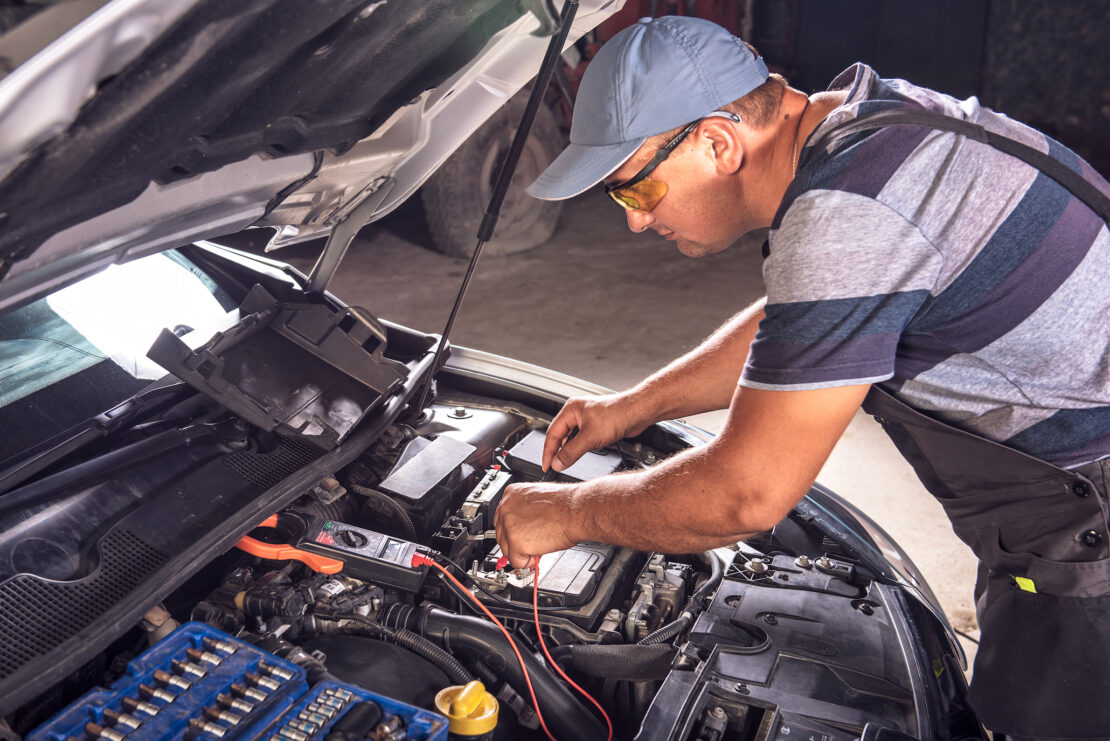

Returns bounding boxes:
[234,515,345,574]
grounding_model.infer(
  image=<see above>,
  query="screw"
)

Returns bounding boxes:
[794,555,812,568]
[857,602,875,616]
[733,683,750,695]
[744,559,768,574]
[814,556,833,570]
[763,614,777,625]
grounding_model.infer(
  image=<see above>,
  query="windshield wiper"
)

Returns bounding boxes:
[0,420,220,520]
[0,379,191,497]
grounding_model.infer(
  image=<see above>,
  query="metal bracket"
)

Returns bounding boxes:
[306,176,395,294]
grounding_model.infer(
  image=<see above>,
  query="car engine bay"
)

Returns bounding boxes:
[4,383,975,741]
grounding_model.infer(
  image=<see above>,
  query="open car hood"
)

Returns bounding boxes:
[0,0,617,313]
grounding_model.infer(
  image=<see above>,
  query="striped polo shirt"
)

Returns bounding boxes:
[740,64,1110,469]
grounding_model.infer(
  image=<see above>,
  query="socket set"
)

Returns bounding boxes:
[28,623,446,741]
[273,681,446,741]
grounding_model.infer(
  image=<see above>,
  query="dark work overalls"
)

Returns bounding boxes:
[801,109,1110,739]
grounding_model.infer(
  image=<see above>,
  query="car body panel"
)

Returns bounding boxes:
[0,0,619,311]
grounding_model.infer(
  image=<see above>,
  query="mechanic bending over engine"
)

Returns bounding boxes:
[492,16,1110,741]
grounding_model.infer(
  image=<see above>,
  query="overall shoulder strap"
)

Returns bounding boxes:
[804,107,1110,222]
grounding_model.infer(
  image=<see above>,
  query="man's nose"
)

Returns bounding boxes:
[625,208,655,233]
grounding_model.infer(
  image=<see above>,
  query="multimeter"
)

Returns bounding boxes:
[296,516,428,592]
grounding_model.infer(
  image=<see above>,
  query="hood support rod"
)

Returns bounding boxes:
[412,0,579,414]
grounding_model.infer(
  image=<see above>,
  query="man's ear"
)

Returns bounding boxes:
[702,119,744,175]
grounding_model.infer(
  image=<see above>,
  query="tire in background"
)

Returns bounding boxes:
[422,92,564,258]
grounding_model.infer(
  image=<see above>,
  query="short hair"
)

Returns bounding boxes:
[720,73,788,130]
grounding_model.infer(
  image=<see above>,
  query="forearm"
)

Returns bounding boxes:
[500,384,870,567]
[567,441,778,553]
[626,297,765,425]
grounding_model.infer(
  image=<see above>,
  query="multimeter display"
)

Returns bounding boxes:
[297,517,425,591]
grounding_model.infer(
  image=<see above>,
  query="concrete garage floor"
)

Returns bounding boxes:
[265,190,982,672]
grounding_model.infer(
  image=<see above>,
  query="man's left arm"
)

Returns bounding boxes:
[494,382,869,567]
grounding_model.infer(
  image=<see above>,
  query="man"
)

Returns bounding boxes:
[493,15,1110,739]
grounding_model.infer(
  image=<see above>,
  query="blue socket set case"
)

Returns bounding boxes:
[29,623,448,741]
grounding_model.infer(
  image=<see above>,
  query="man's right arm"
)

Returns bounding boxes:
[543,297,766,471]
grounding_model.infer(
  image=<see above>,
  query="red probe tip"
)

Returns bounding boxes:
[495,555,509,570]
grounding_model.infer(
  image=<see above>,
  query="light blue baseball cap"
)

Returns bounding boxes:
[527,16,769,201]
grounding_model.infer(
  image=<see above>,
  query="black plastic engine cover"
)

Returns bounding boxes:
[377,435,477,541]
[636,575,919,740]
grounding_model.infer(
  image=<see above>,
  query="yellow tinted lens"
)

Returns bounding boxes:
[608,178,668,212]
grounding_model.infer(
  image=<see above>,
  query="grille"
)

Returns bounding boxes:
[0,529,169,679]
[223,438,322,488]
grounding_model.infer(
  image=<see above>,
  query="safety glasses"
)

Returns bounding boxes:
[605,111,741,213]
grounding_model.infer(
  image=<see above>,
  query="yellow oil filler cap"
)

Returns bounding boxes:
[435,680,499,737]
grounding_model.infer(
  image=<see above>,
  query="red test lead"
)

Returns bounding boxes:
[532,559,613,741]
[410,553,558,741]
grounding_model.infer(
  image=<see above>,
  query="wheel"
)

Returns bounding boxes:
[422,92,565,258]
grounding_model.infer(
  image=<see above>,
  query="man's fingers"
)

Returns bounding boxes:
[552,432,590,471]
[542,410,579,471]
[509,553,536,570]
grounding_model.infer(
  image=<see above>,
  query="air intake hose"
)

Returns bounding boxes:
[313,612,472,686]
[554,643,676,681]
[385,605,607,741]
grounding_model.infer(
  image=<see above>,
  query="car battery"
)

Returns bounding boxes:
[505,429,622,482]
[28,623,447,741]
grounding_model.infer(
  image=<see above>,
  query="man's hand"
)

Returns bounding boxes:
[494,481,581,569]
[543,393,649,473]
[499,383,869,558]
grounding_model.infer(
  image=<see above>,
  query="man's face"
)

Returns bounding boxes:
[605,124,753,257]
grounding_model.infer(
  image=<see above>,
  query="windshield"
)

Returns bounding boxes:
[0,251,237,467]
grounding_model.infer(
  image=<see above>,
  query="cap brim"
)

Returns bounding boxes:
[527,137,645,201]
